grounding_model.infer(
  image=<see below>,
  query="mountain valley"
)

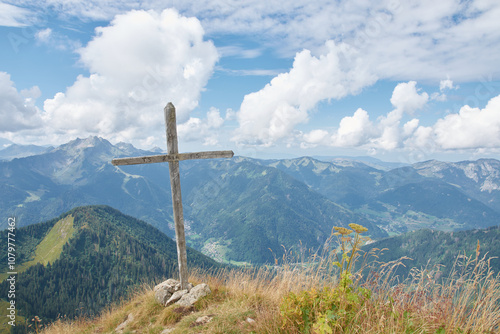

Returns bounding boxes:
[2,137,500,264]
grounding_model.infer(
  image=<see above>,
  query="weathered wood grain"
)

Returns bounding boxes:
[111,151,234,166]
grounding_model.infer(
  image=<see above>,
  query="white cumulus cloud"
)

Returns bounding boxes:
[331,108,375,147]
[439,78,456,92]
[390,81,429,115]
[432,95,500,149]
[301,84,500,154]
[35,27,81,50]
[303,81,431,151]
[369,81,429,150]
[432,78,458,101]
[35,27,52,41]
[8,0,500,82]
[302,129,329,148]
[42,9,218,146]
[177,107,225,146]
[232,41,377,146]
[0,72,42,131]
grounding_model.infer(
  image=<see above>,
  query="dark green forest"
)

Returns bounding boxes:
[0,205,220,329]
[362,224,500,279]
[0,215,57,271]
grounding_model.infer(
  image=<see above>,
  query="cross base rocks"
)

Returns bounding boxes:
[154,279,211,307]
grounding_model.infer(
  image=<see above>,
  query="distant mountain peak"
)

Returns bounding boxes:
[0,137,14,148]
[116,141,138,151]
[412,160,449,176]
[150,146,165,153]
[0,143,51,160]
[53,136,114,155]
[330,158,359,168]
[69,136,111,148]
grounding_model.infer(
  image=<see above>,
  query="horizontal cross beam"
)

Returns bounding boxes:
[111,150,234,166]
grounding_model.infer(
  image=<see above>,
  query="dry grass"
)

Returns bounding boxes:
[41,243,500,334]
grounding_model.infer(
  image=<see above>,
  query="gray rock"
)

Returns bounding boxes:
[160,328,175,334]
[194,315,213,326]
[166,289,189,306]
[176,283,211,307]
[154,279,179,292]
[154,279,178,305]
[154,279,210,308]
[155,279,194,305]
[115,313,134,333]
[155,289,172,306]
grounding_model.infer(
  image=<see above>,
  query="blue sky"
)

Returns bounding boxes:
[1,0,500,163]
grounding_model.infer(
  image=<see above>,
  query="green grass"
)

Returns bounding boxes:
[28,224,500,334]
[0,215,75,282]
[40,250,500,334]
[23,215,75,267]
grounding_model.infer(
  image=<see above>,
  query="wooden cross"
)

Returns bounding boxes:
[111,102,234,289]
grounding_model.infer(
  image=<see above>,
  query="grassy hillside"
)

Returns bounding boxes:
[2,215,76,282]
[0,205,221,330]
[39,226,500,334]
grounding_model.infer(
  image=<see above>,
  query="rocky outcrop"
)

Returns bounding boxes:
[176,283,211,307]
[154,279,211,307]
[154,278,194,305]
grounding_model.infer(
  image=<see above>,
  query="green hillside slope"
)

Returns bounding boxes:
[0,205,220,328]
[362,224,500,279]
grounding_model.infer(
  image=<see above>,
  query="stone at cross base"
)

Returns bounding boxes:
[111,103,234,289]
[154,279,211,307]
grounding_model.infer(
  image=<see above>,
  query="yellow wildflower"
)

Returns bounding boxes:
[349,223,368,234]
[334,226,352,235]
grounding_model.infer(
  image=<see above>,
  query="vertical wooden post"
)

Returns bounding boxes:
[112,102,233,290]
[165,103,189,289]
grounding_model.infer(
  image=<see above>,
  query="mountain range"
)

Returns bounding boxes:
[2,136,500,264]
